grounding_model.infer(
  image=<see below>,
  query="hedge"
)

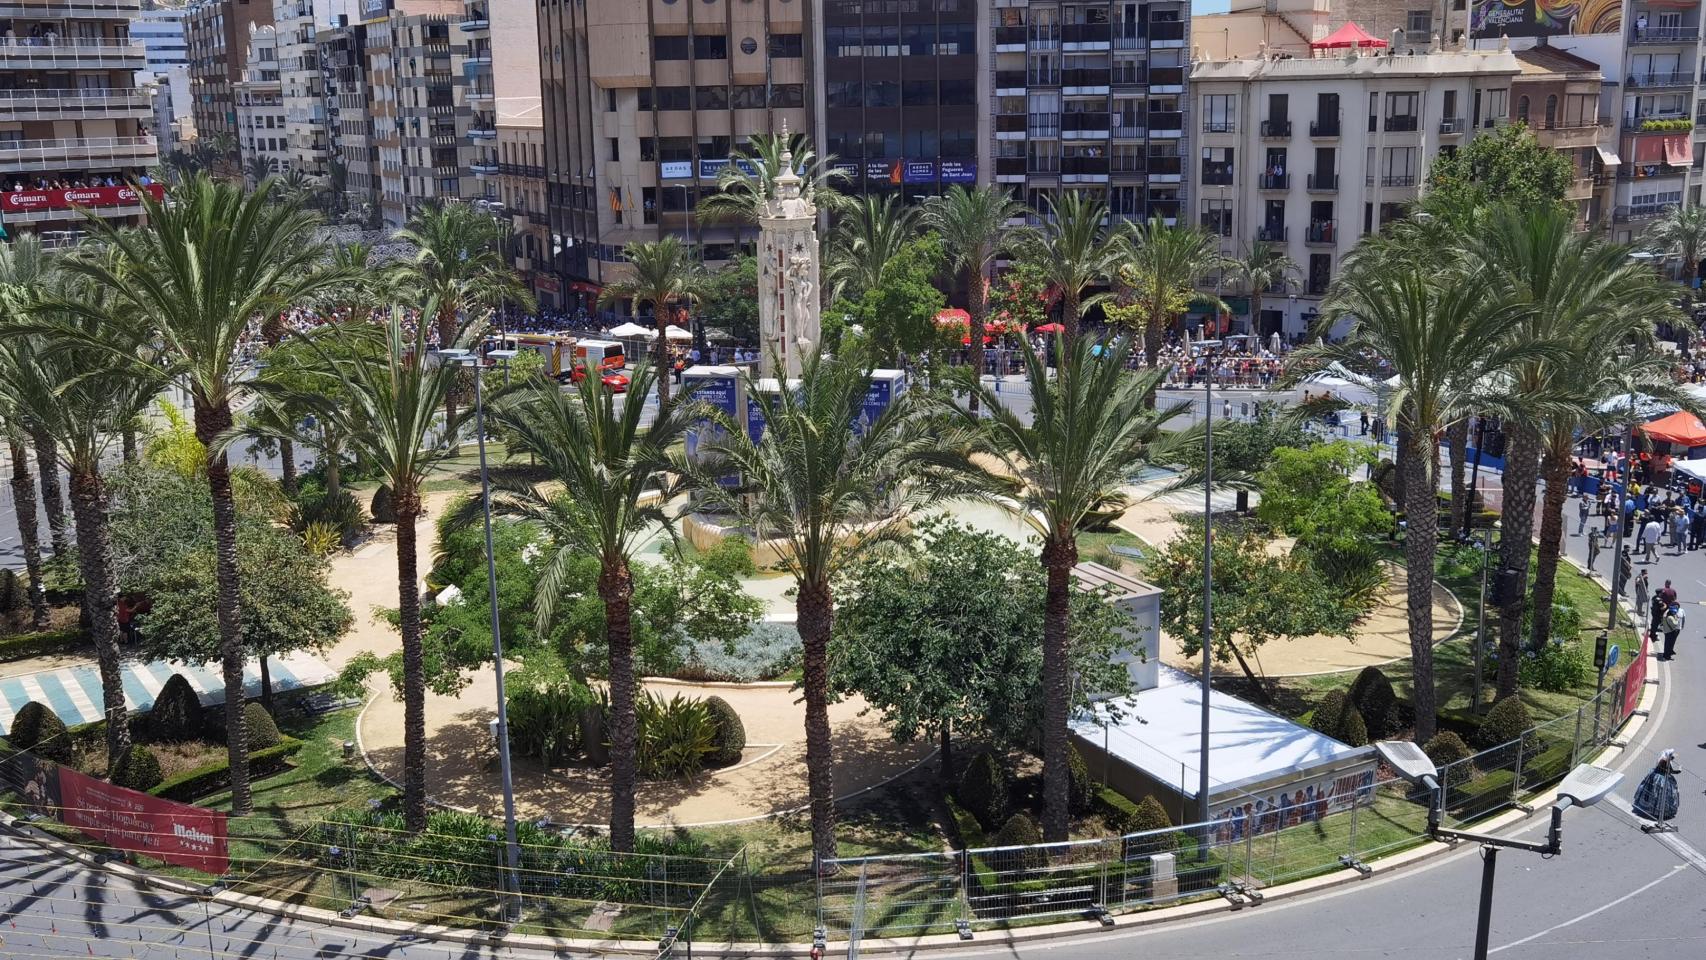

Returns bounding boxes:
[1094,786,1142,833]
[0,628,84,663]
[149,737,303,803]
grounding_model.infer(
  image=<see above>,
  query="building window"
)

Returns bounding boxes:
[1202,94,1235,132]
[693,34,728,59]
[1201,146,1233,184]
[768,33,802,58]
[653,36,688,60]
[1201,198,1233,236]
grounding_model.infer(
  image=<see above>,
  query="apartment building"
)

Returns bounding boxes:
[272,0,348,178]
[817,0,990,200]
[0,0,160,240]
[317,14,372,213]
[990,1,1192,227]
[234,22,287,177]
[1508,47,1605,223]
[536,0,810,302]
[185,0,272,144]
[1189,44,1520,336]
[364,1,467,228]
[134,3,189,79]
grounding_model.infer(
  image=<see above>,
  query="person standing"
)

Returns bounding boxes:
[1577,496,1591,536]
[1692,502,1706,550]
[1587,528,1602,571]
[1659,601,1684,660]
[1635,570,1651,624]
[1641,514,1663,562]
[1616,546,1633,597]
[1674,508,1690,555]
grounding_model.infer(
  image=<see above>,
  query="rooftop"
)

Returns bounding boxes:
[1513,46,1602,77]
[1192,46,1520,83]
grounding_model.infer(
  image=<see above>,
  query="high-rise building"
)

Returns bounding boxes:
[462,0,548,304]
[185,0,274,146]
[816,0,991,199]
[363,0,468,227]
[990,2,1191,227]
[536,0,811,304]
[274,0,351,178]
[0,0,161,242]
[134,4,190,79]
[234,22,288,177]
[318,14,373,216]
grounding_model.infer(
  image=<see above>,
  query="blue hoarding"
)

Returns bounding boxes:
[903,161,937,184]
[686,371,740,487]
[940,159,977,183]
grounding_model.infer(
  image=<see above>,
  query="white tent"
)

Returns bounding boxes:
[1594,392,1675,419]
[663,324,694,341]
[609,321,652,338]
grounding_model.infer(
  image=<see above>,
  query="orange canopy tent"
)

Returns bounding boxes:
[1311,22,1388,49]
[1639,410,1706,447]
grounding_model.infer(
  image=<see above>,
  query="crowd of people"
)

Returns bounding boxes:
[7,173,153,193]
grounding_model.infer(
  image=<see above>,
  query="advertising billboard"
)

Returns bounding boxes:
[0,183,165,215]
[660,161,693,180]
[1469,0,1623,39]
[856,370,908,436]
[940,160,978,183]
[360,0,391,24]
[684,366,741,486]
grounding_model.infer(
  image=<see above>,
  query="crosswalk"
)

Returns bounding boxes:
[0,652,335,736]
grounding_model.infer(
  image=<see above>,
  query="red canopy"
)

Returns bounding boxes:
[1640,411,1706,447]
[1034,322,1065,333]
[1312,22,1387,49]
[935,308,971,326]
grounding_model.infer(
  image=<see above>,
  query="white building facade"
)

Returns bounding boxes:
[234,22,288,178]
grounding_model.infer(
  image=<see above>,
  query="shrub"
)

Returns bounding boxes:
[1475,695,1532,750]
[7,701,70,761]
[507,679,593,766]
[150,738,303,802]
[1348,667,1401,740]
[1124,795,1180,856]
[1424,731,1474,786]
[110,744,163,791]
[290,489,364,545]
[991,813,1047,870]
[0,568,19,612]
[1068,743,1094,813]
[1518,642,1591,694]
[370,484,397,524]
[704,695,746,767]
[1094,787,1140,833]
[676,622,800,682]
[1310,690,1347,737]
[0,628,84,664]
[150,674,202,743]
[1338,705,1369,747]
[244,702,283,751]
[955,752,1009,832]
[636,692,717,779]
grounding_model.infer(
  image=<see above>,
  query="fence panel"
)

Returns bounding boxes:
[817,851,963,942]
[964,837,1113,928]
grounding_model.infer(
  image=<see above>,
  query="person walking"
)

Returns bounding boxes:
[1577,496,1591,536]
[1616,546,1633,597]
[1641,513,1663,562]
[1674,507,1690,555]
[1586,528,1602,571]
[1660,602,1685,660]
[1634,570,1651,625]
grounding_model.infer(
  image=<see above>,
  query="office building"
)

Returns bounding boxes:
[274,0,349,178]
[134,4,190,79]
[0,0,160,241]
[1189,43,1520,336]
[818,0,990,200]
[185,0,273,145]
[234,22,288,177]
[363,0,469,227]
[151,63,197,150]
[989,1,1192,226]
[536,0,811,302]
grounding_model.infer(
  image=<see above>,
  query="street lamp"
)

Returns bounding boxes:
[1375,741,1622,960]
[487,348,519,388]
[1472,520,1499,714]
[1199,345,1216,834]
[430,347,522,923]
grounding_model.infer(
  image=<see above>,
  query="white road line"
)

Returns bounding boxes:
[1489,865,1684,954]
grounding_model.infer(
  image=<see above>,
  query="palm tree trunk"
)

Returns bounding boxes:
[67,467,131,771]
[797,577,839,865]
[1400,425,1439,744]
[121,423,137,464]
[394,490,429,831]
[278,438,298,498]
[598,558,639,853]
[8,438,49,630]
[966,266,986,414]
[439,309,461,455]
[1393,423,1410,508]
[1447,420,1471,536]
[1528,436,1572,651]
[194,397,251,816]
[32,426,67,557]
[938,723,954,791]
[1494,424,1541,700]
[1039,536,1077,843]
[1249,290,1262,337]
[653,313,673,407]
[1063,289,1081,345]
[1144,312,1163,368]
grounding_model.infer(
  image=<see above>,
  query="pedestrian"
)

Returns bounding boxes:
[1641,514,1663,561]
[1635,570,1651,623]
[1693,503,1706,550]
[1576,496,1590,535]
[1616,546,1633,597]
[1586,529,1602,570]
[1658,578,1678,606]
[1660,601,1684,660]
[1360,410,1369,436]
[1633,749,1680,832]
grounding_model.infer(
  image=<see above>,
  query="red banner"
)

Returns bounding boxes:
[56,767,229,874]
[0,183,165,215]
[1622,634,1649,723]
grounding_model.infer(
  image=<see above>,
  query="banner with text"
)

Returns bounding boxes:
[0,183,165,215]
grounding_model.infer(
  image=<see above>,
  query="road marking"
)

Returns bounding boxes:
[1488,865,1684,954]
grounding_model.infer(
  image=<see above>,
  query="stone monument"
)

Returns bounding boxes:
[756,123,821,378]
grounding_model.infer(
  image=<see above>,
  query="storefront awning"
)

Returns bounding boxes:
[1596,147,1620,166]
[1664,135,1693,168]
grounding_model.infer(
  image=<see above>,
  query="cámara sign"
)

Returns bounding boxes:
[0,183,165,214]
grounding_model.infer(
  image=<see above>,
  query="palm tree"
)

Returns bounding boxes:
[1307,258,1535,742]
[934,335,1185,841]
[824,194,918,303]
[597,236,705,407]
[0,237,53,628]
[922,185,1024,412]
[1117,216,1230,367]
[244,156,275,189]
[289,307,468,831]
[53,174,349,815]
[696,131,852,230]
[693,350,939,865]
[482,363,696,852]
[0,236,69,557]
[394,200,534,448]
[1009,191,1121,344]
[1647,204,1706,286]
[1231,241,1299,337]
[5,279,160,771]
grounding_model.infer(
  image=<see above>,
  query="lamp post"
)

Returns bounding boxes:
[1199,345,1215,833]
[1375,742,1621,960]
[431,348,522,922]
[1473,520,1499,713]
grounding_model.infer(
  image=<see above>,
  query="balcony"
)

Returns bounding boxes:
[1062,22,1111,47]
[1257,225,1287,242]
[995,26,1027,49]
[1062,156,1109,178]
[467,125,497,140]
[1111,66,1148,86]
[1260,120,1292,139]
[1259,173,1290,190]
[1615,202,1679,221]
[1201,168,1233,186]
[1029,156,1061,174]
[1307,277,1330,296]
[1111,120,1145,140]
[1063,112,1112,135]
[996,114,1027,134]
[1148,155,1182,177]
[995,156,1027,178]
[0,37,144,68]
[1151,20,1186,43]
[1149,111,1183,136]
[0,135,155,171]
[1373,174,1418,187]
[1202,119,1235,134]
[1630,25,1699,44]
[1624,113,1692,131]
[1564,177,1595,200]
[1384,115,1419,133]
[0,87,149,120]
[1439,117,1466,135]
[1062,68,1111,91]
[1148,66,1185,89]
[1305,221,1337,246]
[459,3,489,31]
[1029,112,1061,137]
[1310,120,1340,138]
[996,70,1028,91]
[1307,173,1338,192]
[1110,156,1146,175]
[1628,71,1692,88]
[0,0,143,13]
[470,159,498,176]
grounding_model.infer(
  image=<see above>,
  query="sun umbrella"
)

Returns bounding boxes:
[935,308,971,326]
[1034,322,1065,333]
[609,321,651,338]
[663,324,693,340]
